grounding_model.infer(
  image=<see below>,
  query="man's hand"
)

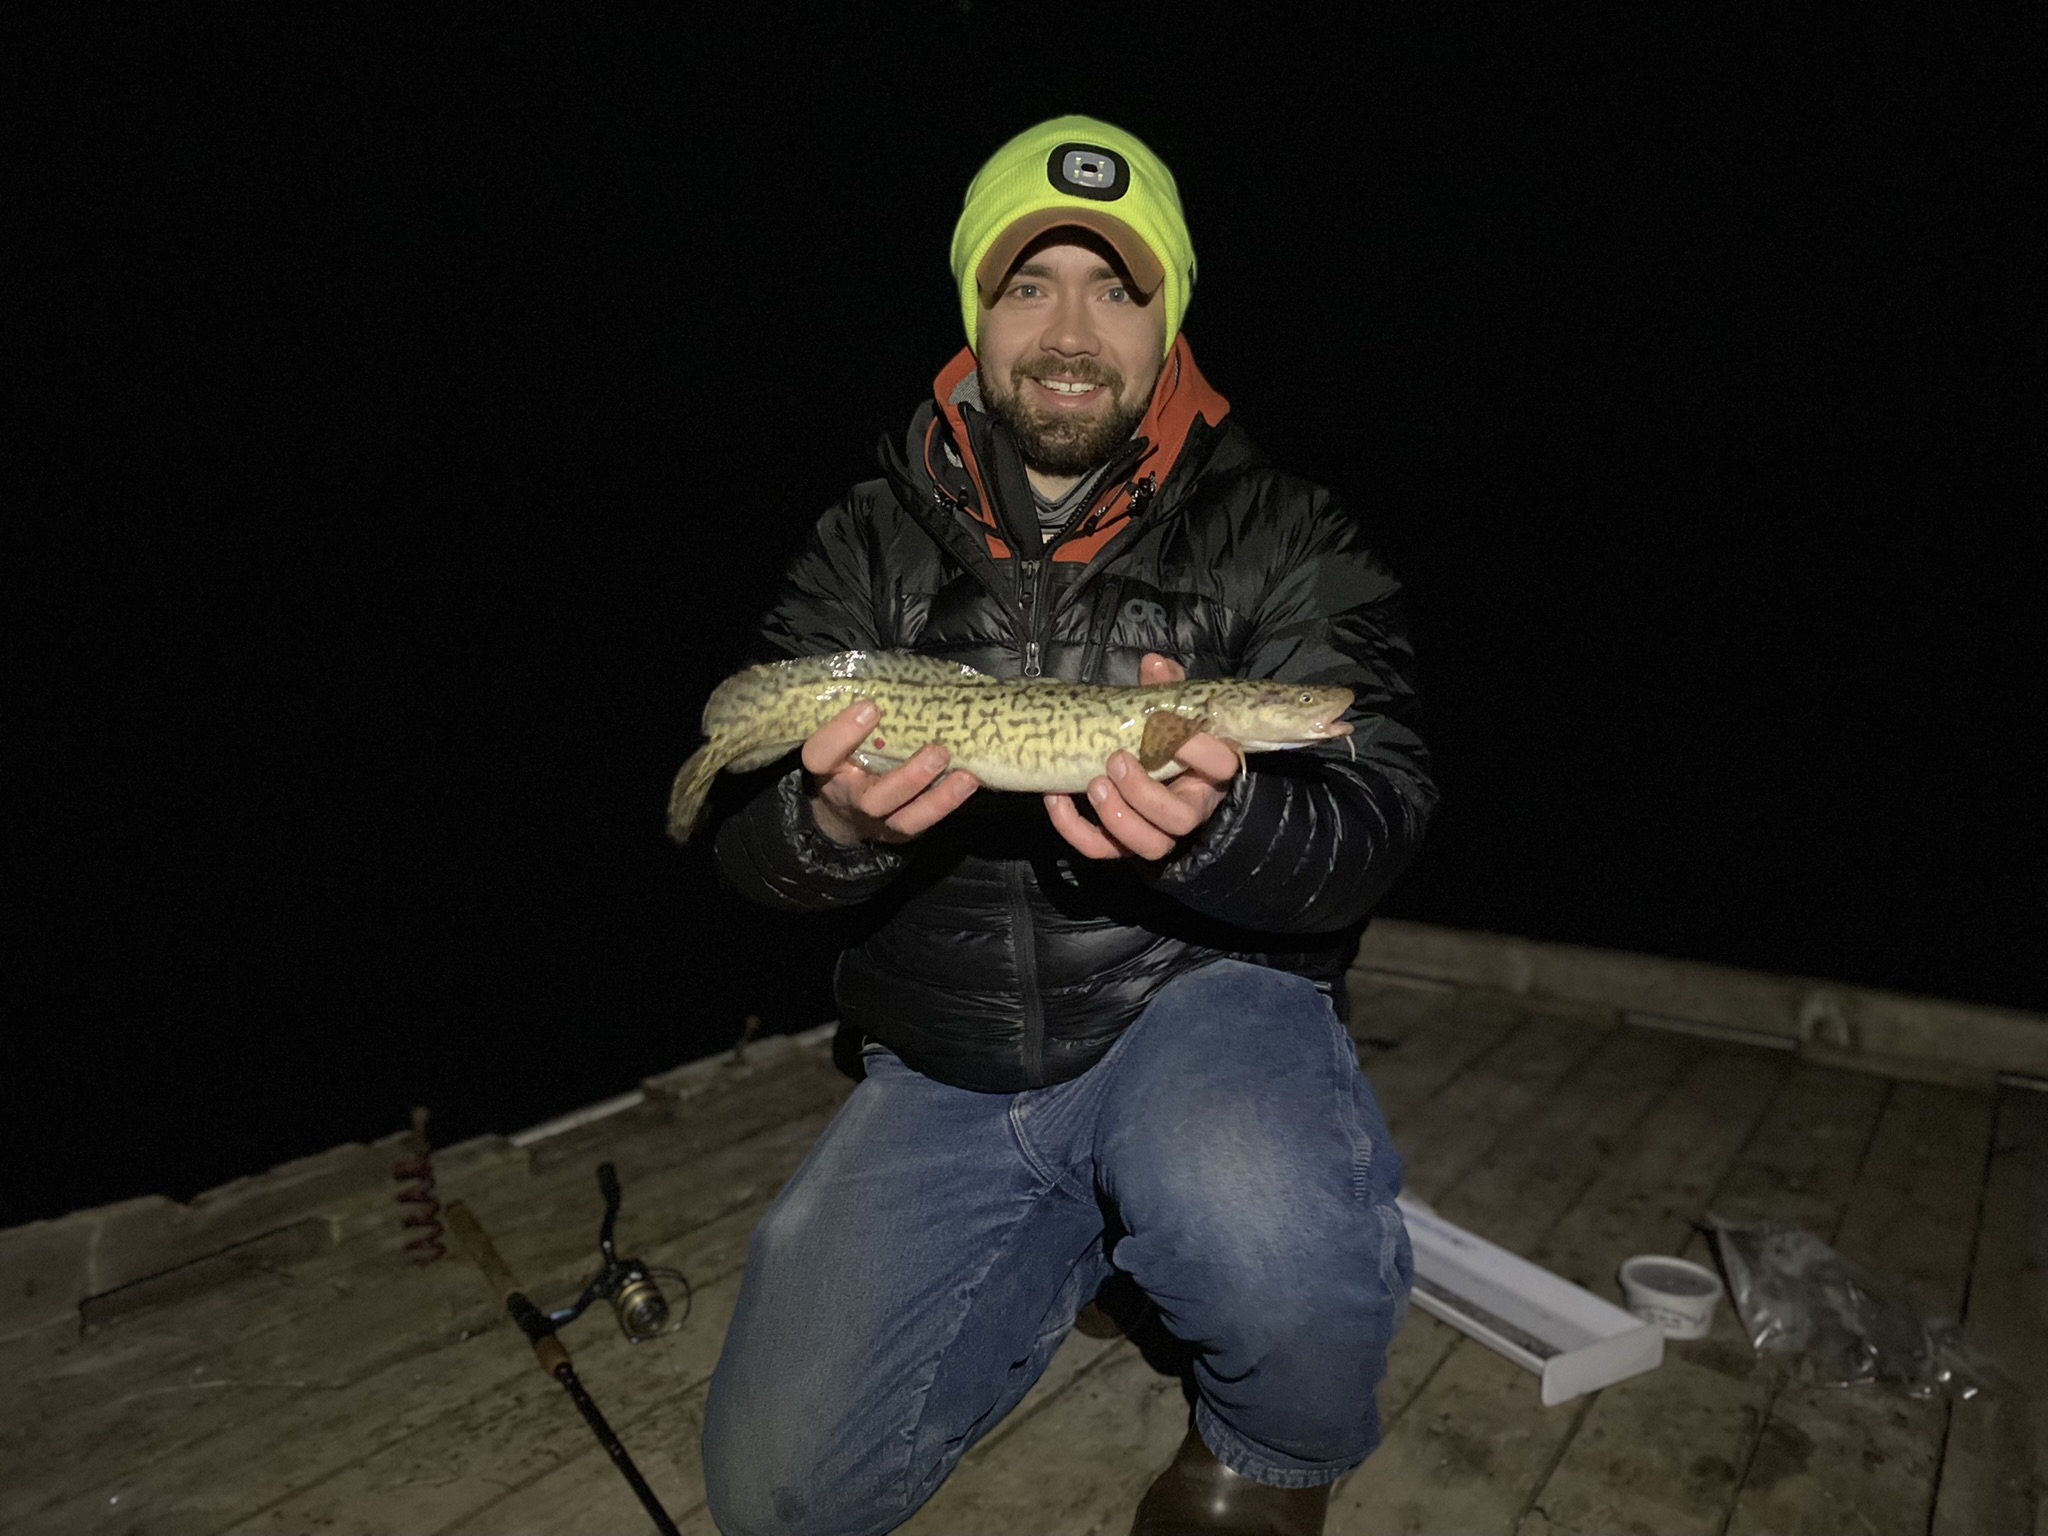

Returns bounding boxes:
[805,700,981,846]
[1044,653,1239,861]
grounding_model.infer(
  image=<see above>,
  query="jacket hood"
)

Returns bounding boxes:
[919,334,1231,563]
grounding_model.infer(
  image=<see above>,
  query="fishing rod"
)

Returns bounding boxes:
[446,1163,688,1536]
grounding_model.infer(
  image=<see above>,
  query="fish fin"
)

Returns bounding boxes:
[851,748,908,775]
[668,731,804,843]
[1138,711,1207,773]
[666,743,723,844]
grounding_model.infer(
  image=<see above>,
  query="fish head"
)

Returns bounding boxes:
[1211,681,1356,750]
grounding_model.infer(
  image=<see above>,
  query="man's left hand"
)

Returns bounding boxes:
[1044,653,1240,861]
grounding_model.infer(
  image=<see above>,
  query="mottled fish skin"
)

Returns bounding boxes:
[666,650,1354,843]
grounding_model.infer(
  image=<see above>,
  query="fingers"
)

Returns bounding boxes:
[1165,731,1242,781]
[1044,791,1128,860]
[1100,754,1208,842]
[812,738,981,845]
[884,766,980,837]
[802,700,879,776]
[862,747,980,838]
[1139,652,1186,685]
[1045,745,1235,862]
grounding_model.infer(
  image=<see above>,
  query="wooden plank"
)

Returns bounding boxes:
[1325,1028,1708,1534]
[1347,1007,1624,1459]
[1526,1048,1791,1295]
[1434,1027,1698,1253]
[1338,1348,1603,1536]
[1356,992,1530,1126]
[1830,1084,1995,1300]
[1932,1086,2048,1536]
[1723,1083,1994,1536]
[1512,1062,1889,1536]
[1386,1009,1617,1205]
[1708,1065,1893,1233]
[1488,1049,1786,1536]
[1348,972,1487,1049]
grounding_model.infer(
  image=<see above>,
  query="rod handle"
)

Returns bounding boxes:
[445,1201,521,1299]
[446,1201,572,1373]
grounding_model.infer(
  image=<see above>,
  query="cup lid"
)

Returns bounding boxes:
[1619,1254,1724,1299]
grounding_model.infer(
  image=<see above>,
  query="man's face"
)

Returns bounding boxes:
[976,233,1169,478]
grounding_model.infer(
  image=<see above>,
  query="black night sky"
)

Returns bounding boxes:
[7,8,2040,1229]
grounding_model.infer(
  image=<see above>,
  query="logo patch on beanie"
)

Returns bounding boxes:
[1048,144,1126,201]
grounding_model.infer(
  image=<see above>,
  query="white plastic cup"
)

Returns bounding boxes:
[1618,1254,1725,1339]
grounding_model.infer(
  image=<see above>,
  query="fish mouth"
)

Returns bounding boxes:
[1307,687,1356,739]
[1234,717,1354,753]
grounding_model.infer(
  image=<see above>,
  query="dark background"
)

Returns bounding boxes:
[7,6,2039,1229]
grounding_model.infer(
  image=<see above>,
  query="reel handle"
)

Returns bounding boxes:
[596,1162,623,1261]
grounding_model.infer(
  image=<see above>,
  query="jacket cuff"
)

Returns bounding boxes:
[1145,768,1258,887]
[713,767,905,911]
[1133,759,1425,934]
[773,769,907,883]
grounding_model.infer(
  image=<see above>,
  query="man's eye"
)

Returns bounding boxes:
[1105,286,1129,302]
[1008,283,1042,300]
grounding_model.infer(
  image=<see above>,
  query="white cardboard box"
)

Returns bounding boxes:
[1398,1195,1665,1405]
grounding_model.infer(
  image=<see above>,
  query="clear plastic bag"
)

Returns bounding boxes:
[1704,1218,1982,1399]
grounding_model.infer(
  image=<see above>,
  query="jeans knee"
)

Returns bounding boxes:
[701,1425,858,1536]
[703,1365,909,1536]
[700,1386,779,1536]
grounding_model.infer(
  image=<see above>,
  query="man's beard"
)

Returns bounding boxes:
[983,358,1152,477]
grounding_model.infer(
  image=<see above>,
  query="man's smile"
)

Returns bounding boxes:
[1031,376,1105,404]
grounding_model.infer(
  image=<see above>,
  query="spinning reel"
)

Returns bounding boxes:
[549,1161,691,1344]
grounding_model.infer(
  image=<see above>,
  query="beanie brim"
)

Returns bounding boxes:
[972,208,1167,309]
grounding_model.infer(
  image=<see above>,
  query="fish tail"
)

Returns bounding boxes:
[666,742,725,844]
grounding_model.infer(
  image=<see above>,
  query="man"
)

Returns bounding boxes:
[695,115,1434,1535]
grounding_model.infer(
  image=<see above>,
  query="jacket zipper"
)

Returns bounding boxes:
[1017,462,1156,678]
[1018,556,1042,675]
[1006,862,1046,1083]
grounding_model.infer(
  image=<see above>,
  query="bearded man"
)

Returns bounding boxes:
[694,115,1435,1536]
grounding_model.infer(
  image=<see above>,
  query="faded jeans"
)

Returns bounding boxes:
[700,960,1412,1536]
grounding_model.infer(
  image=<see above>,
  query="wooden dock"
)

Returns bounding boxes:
[4,959,2042,1534]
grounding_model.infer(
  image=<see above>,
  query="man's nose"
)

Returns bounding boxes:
[1039,293,1100,356]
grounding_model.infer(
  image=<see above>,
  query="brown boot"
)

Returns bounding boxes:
[1130,1425,1332,1535]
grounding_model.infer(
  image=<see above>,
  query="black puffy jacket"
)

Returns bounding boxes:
[710,339,1435,1092]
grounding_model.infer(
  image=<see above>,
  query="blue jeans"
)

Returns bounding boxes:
[700,960,1411,1536]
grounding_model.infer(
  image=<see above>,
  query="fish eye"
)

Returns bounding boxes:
[1298,690,1314,705]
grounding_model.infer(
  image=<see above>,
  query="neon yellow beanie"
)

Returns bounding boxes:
[951,115,1196,357]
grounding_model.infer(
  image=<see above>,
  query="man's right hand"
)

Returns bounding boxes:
[804,701,981,846]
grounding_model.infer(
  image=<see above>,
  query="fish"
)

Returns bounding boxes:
[666,650,1355,843]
